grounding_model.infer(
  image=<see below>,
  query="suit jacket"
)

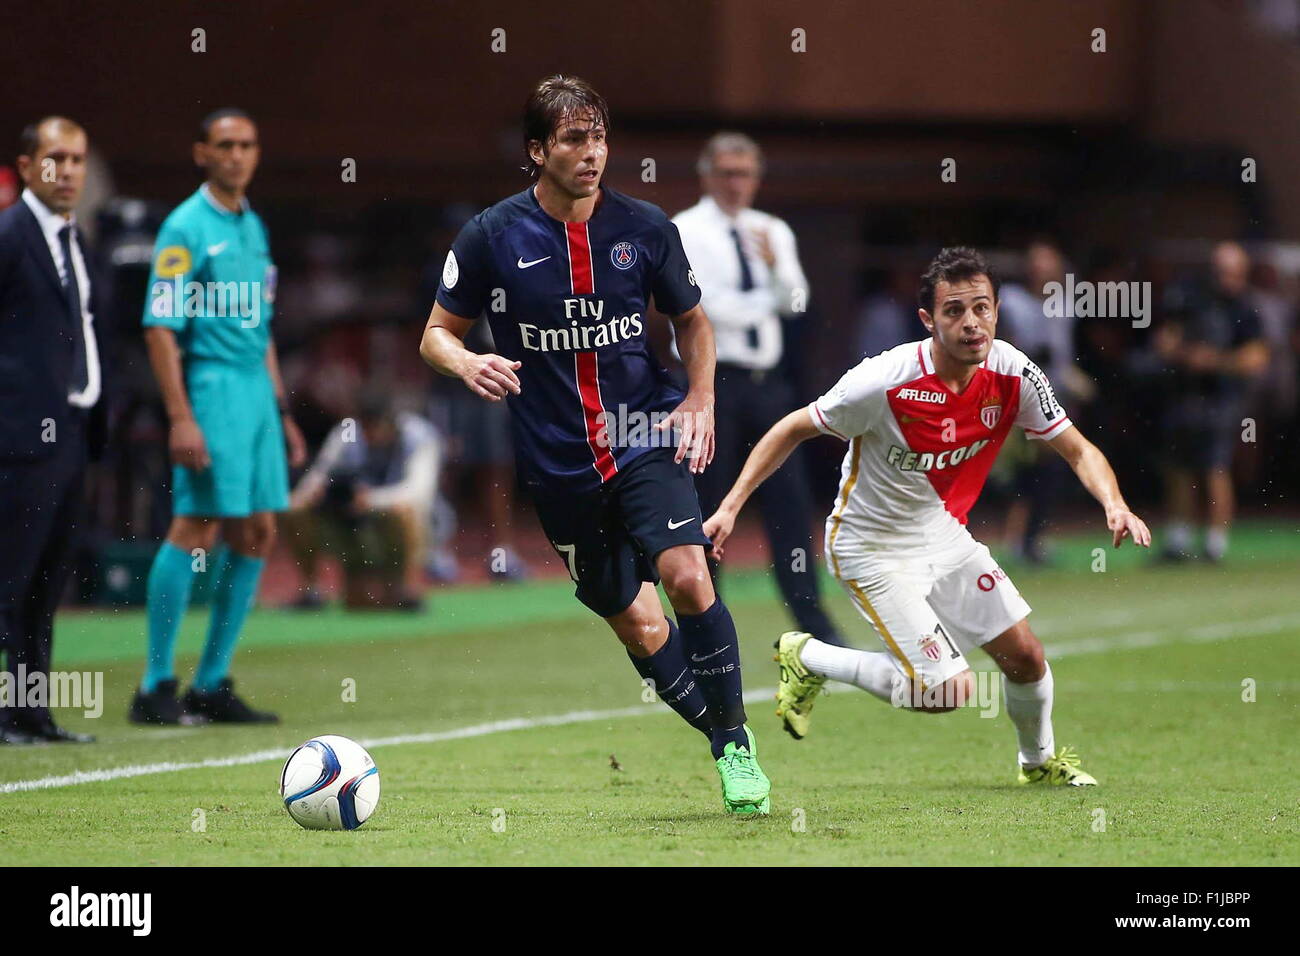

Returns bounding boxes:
[0,201,110,461]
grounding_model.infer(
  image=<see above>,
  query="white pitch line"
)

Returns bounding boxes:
[3,611,1298,796]
[0,694,764,796]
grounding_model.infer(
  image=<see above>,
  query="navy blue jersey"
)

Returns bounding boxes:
[436,185,701,490]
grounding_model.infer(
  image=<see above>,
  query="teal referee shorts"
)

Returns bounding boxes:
[172,359,289,518]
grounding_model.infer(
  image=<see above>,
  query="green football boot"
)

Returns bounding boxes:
[774,631,826,740]
[1017,746,1098,787]
[716,725,771,816]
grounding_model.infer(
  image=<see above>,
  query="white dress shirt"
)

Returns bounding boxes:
[672,195,809,370]
[22,188,102,408]
[998,282,1077,392]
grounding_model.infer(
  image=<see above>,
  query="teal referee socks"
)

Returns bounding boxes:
[142,541,198,693]
[193,551,266,693]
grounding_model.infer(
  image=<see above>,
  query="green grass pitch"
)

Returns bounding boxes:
[1,524,1297,866]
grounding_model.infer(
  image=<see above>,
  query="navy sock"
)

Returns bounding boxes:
[676,599,748,758]
[627,620,711,738]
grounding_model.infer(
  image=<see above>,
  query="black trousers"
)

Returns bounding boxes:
[695,364,843,645]
[0,413,88,730]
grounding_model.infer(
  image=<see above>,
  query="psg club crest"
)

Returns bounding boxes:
[919,635,942,663]
[610,241,637,270]
[980,401,1002,430]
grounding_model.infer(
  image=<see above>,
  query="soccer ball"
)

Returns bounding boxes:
[279,735,381,830]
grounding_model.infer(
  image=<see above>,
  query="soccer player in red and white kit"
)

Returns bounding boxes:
[704,247,1151,786]
[420,76,770,814]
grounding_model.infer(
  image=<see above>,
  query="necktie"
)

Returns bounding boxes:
[730,226,761,351]
[58,224,90,394]
[730,227,755,292]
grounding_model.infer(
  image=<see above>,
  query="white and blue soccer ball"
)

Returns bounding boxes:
[279,735,381,831]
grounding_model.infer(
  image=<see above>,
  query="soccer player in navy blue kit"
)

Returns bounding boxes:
[420,76,771,815]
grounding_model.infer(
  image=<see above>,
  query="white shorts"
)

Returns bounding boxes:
[830,531,1031,689]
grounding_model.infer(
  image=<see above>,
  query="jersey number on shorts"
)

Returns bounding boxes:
[936,623,960,660]
[554,542,579,583]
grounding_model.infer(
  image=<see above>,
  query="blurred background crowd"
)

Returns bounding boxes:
[4,0,1298,607]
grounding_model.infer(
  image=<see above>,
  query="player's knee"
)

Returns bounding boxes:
[169,517,218,553]
[999,636,1045,683]
[256,520,278,553]
[914,671,975,713]
[616,616,668,658]
[659,554,714,614]
[231,514,277,556]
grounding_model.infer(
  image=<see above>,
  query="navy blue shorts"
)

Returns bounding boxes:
[528,447,712,617]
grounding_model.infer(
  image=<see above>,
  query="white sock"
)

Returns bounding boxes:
[800,638,900,703]
[1003,661,1055,768]
[1205,527,1228,560]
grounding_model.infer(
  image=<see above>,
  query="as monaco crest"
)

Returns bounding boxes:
[980,402,1002,430]
[919,635,942,662]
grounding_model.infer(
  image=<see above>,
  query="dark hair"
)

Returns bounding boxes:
[521,75,609,178]
[18,116,84,159]
[199,107,255,144]
[918,246,999,313]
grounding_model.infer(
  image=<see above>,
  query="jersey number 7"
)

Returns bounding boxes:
[553,542,579,583]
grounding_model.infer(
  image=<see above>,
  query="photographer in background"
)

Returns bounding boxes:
[1156,241,1269,563]
[285,388,440,610]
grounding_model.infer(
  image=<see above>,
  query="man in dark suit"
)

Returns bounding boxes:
[0,116,105,744]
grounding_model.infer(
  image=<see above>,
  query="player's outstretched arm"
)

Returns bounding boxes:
[703,408,821,558]
[1047,424,1152,549]
[419,303,521,402]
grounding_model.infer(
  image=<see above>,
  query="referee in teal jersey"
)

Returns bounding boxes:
[130,109,306,725]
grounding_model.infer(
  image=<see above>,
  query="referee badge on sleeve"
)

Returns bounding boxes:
[155,245,192,279]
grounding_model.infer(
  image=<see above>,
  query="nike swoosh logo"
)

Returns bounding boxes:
[517,256,551,269]
[207,242,228,256]
[691,645,731,662]
[667,517,696,530]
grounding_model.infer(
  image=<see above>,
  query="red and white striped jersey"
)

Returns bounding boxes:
[809,338,1071,560]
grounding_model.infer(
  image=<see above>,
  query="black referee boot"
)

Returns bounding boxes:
[181,678,279,724]
[129,678,200,725]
